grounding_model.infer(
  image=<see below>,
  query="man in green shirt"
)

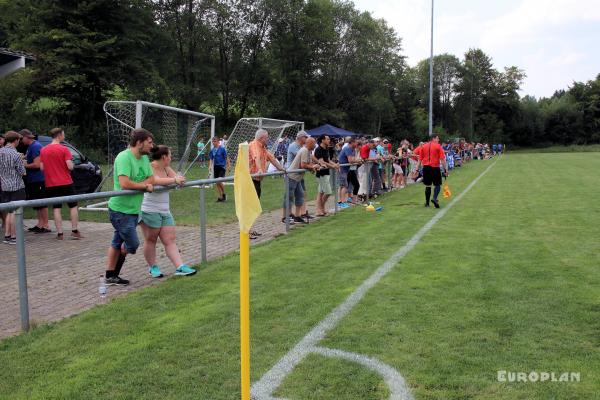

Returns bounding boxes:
[105,129,155,286]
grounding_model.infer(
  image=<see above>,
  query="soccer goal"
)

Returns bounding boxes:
[104,100,215,174]
[225,118,304,166]
[82,101,215,212]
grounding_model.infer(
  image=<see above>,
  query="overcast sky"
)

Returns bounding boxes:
[352,0,600,98]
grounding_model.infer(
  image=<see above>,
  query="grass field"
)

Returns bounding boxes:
[511,144,600,153]
[3,153,600,399]
[27,165,318,227]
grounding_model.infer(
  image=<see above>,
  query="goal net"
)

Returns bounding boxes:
[225,118,304,166]
[104,101,215,178]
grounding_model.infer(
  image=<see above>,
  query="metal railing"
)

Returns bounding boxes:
[0,160,395,333]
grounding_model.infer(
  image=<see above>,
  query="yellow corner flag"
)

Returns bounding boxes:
[234,143,262,400]
[235,143,262,233]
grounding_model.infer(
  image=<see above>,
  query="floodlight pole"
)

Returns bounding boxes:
[428,0,434,137]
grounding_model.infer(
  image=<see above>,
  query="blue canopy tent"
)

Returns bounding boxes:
[306,124,360,138]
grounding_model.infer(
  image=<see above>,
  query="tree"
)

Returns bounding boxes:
[2,0,165,147]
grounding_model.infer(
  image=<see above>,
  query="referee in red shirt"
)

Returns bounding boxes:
[414,133,448,208]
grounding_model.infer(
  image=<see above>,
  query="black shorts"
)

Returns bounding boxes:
[0,188,26,204]
[46,184,78,209]
[213,165,226,178]
[422,166,442,187]
[25,181,47,210]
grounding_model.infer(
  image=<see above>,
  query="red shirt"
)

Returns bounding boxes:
[40,143,73,187]
[413,141,445,167]
[359,144,370,160]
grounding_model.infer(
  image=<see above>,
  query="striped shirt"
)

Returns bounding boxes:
[0,146,26,191]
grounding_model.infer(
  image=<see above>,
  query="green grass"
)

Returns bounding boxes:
[26,164,318,227]
[510,144,600,153]
[3,154,600,399]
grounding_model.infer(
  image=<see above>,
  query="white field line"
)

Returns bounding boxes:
[251,160,498,400]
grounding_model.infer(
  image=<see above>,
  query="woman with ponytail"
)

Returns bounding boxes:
[140,145,197,277]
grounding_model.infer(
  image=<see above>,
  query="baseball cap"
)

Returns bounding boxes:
[296,131,309,139]
[19,129,34,138]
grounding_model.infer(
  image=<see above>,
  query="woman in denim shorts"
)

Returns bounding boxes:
[140,145,196,277]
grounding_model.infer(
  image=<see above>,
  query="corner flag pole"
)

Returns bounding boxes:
[240,231,250,400]
[234,143,262,400]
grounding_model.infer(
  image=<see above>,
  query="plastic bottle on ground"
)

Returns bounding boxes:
[99,276,107,301]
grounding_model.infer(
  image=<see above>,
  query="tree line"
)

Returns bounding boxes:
[0,0,598,155]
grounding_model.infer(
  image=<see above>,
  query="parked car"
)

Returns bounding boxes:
[37,135,103,194]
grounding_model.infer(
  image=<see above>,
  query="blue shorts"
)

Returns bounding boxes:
[338,170,348,188]
[109,210,140,254]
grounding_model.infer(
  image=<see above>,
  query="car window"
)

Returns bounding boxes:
[65,144,82,164]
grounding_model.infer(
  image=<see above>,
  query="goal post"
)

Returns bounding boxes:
[103,100,215,175]
[225,117,304,166]
[83,101,215,211]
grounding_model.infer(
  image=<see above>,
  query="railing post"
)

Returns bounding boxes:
[284,172,290,233]
[332,168,338,214]
[199,184,207,263]
[15,207,30,332]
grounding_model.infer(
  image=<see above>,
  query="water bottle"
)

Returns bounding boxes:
[99,276,107,300]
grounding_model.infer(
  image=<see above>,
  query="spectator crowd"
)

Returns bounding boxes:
[0,128,82,244]
[250,132,503,233]
[1,126,501,287]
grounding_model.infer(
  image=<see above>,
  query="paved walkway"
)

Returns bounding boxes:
[0,199,338,339]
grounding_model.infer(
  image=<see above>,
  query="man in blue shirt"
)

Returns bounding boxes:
[209,136,230,202]
[21,130,50,233]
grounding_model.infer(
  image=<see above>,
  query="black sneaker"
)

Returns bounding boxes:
[216,197,223,203]
[223,193,227,201]
[431,199,440,208]
[424,203,430,208]
[293,216,307,224]
[3,236,11,244]
[105,276,130,286]
[28,226,41,232]
[281,217,295,224]
[302,213,314,220]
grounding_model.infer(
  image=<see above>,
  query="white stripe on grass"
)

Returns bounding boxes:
[252,160,498,400]
[313,347,414,400]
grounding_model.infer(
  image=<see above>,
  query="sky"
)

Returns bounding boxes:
[352,0,600,98]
